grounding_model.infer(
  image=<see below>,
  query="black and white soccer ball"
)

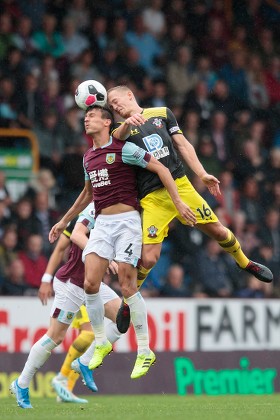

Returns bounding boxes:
[75,80,107,110]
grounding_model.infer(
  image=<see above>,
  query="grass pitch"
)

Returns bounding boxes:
[2,394,280,420]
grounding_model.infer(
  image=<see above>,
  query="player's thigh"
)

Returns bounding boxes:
[114,214,142,266]
[84,252,108,287]
[141,189,177,244]
[177,176,218,224]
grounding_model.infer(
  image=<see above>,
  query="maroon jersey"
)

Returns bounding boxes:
[83,136,151,217]
[55,218,90,289]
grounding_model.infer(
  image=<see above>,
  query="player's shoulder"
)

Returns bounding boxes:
[143,107,168,120]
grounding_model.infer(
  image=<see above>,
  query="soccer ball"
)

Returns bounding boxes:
[75,80,107,110]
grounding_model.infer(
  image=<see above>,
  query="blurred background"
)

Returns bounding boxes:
[0,0,280,397]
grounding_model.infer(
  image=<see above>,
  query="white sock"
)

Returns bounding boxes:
[18,335,57,388]
[79,340,96,366]
[85,292,106,344]
[126,292,150,355]
[79,322,122,366]
[106,321,122,344]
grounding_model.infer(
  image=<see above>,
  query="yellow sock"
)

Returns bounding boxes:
[218,228,249,268]
[67,370,80,391]
[60,330,94,380]
[137,265,152,289]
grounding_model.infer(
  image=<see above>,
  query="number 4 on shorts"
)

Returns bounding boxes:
[125,243,133,256]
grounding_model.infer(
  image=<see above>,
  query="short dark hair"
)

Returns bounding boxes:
[86,105,114,130]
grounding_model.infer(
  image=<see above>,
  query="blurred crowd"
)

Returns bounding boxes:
[0,0,280,299]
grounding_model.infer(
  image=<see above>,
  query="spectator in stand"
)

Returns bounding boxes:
[9,197,40,249]
[18,233,48,289]
[246,52,269,111]
[32,13,65,59]
[120,46,147,89]
[160,264,190,297]
[0,171,12,209]
[11,15,36,62]
[147,79,169,108]
[211,79,241,118]
[195,55,218,93]
[61,16,89,63]
[239,176,264,228]
[142,0,166,39]
[233,138,267,185]
[19,0,46,31]
[196,135,221,179]
[99,45,123,83]
[192,238,239,298]
[257,207,280,269]
[31,54,60,92]
[24,169,57,210]
[1,259,32,296]
[163,22,190,61]
[33,108,64,175]
[227,24,249,55]
[0,76,18,128]
[219,49,249,107]
[165,0,188,26]
[125,13,163,77]
[40,79,65,118]
[200,16,228,70]
[233,0,263,43]
[255,27,278,66]
[0,12,14,60]
[215,170,240,226]
[66,0,90,33]
[265,147,280,185]
[0,227,18,281]
[208,110,232,164]
[184,80,214,128]
[166,45,198,106]
[0,200,12,241]
[62,77,82,111]
[70,48,104,85]
[17,73,43,129]
[235,273,272,298]
[59,106,85,154]
[180,109,202,149]
[107,16,128,58]
[33,190,59,257]
[1,47,26,91]
[264,55,280,106]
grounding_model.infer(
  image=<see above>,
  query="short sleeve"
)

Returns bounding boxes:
[122,142,151,167]
[166,108,183,136]
[76,202,96,230]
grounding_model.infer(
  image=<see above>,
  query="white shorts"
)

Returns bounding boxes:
[82,211,142,267]
[50,278,119,325]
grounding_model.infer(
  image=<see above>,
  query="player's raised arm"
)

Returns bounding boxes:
[38,233,70,305]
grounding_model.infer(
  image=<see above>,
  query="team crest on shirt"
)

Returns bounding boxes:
[152,118,163,128]
[106,153,115,164]
[147,225,158,238]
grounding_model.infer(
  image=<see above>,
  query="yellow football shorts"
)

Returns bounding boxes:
[140,175,218,244]
[70,304,90,329]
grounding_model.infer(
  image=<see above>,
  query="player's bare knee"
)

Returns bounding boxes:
[84,278,99,294]
[141,253,159,269]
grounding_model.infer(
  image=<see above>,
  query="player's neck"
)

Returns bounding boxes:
[92,133,111,149]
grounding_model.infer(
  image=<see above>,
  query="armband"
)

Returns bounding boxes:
[41,273,53,283]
